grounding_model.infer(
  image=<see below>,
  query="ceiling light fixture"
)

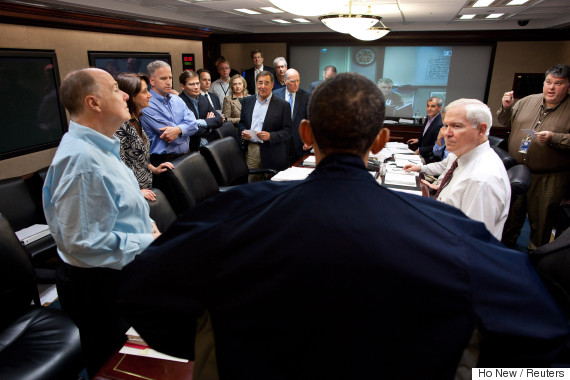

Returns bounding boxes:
[460,14,476,19]
[234,8,261,15]
[486,13,504,18]
[349,20,391,41]
[272,19,291,23]
[260,7,284,13]
[293,18,311,23]
[506,0,529,4]
[472,0,494,7]
[268,0,345,16]
[319,2,383,34]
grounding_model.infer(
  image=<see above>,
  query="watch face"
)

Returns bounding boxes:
[355,48,375,66]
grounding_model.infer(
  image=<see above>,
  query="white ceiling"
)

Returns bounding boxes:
[9,0,570,33]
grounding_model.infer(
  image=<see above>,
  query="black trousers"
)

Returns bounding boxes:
[56,262,129,378]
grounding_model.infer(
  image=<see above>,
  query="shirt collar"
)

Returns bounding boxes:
[150,89,170,103]
[69,120,120,157]
[457,140,490,166]
[285,88,295,99]
[427,113,439,121]
[256,93,272,104]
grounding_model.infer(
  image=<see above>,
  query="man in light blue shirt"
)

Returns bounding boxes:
[42,68,160,377]
[140,60,197,166]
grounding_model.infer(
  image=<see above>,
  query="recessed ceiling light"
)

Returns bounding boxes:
[506,0,529,4]
[486,13,504,18]
[293,18,311,23]
[272,19,291,23]
[260,7,284,13]
[234,8,261,15]
[177,0,193,4]
[473,0,494,7]
[460,14,476,19]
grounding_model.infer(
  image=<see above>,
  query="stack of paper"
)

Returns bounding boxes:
[394,154,422,167]
[384,172,417,187]
[302,156,316,167]
[271,167,314,181]
[120,327,188,362]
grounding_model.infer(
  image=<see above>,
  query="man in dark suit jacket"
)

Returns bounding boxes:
[118,73,569,380]
[308,65,337,92]
[197,69,222,111]
[244,49,275,96]
[179,70,223,151]
[273,68,311,164]
[407,96,444,163]
[238,70,291,178]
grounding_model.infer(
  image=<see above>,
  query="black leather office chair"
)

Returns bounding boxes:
[146,188,177,232]
[200,137,277,189]
[214,121,240,141]
[156,153,219,215]
[0,175,58,282]
[491,145,518,170]
[0,213,84,380]
[507,164,531,197]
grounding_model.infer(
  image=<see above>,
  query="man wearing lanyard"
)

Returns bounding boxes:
[498,64,570,251]
[211,59,233,106]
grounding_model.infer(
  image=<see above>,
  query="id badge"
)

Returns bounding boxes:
[519,138,531,154]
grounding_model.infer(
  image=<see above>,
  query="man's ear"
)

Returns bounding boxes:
[478,123,488,137]
[370,128,390,154]
[299,119,314,147]
[85,95,101,113]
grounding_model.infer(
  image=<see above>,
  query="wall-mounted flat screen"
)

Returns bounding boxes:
[88,51,172,77]
[290,44,494,120]
[0,49,67,160]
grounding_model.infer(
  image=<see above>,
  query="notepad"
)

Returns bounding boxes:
[384,172,417,187]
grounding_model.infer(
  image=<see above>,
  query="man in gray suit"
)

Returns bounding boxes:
[273,68,311,164]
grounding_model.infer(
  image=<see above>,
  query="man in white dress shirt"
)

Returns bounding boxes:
[211,59,232,106]
[434,98,511,239]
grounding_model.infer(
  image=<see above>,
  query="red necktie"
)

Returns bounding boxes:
[435,159,458,198]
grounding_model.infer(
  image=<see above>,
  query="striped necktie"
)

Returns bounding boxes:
[435,159,458,198]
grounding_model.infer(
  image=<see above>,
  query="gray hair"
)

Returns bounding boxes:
[428,96,443,107]
[445,98,492,136]
[273,57,287,67]
[545,64,570,81]
[147,60,171,77]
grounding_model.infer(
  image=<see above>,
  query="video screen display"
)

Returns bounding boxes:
[0,49,67,160]
[291,44,494,119]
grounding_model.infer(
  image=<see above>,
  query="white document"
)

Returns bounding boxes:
[302,156,316,167]
[271,167,314,181]
[15,224,51,245]
[243,129,262,143]
[390,188,423,196]
[384,172,417,187]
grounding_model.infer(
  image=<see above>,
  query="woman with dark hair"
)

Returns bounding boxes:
[223,74,249,127]
[114,73,173,201]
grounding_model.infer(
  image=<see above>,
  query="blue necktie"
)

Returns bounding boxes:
[288,93,294,117]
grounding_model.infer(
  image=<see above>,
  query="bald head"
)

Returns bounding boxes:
[284,69,300,94]
[60,68,103,116]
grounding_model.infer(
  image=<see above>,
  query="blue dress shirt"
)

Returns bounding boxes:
[140,89,198,155]
[251,93,272,132]
[433,136,449,159]
[43,121,155,269]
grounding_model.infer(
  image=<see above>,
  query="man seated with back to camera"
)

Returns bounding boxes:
[117,72,569,380]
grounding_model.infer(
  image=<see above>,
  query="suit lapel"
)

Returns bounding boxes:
[262,96,278,131]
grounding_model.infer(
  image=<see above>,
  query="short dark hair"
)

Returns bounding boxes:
[179,70,199,85]
[324,65,337,74]
[308,72,385,156]
[197,68,210,77]
[116,72,150,117]
[545,64,570,81]
[251,49,263,58]
[256,70,274,84]
[60,68,100,116]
